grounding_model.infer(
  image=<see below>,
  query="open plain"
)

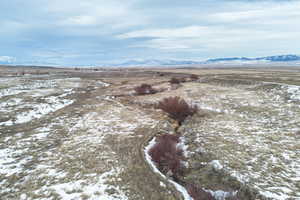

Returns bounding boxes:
[0,66,299,200]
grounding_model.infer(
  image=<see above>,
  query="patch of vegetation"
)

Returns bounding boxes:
[134,84,157,95]
[149,134,184,179]
[190,74,199,80]
[157,96,198,124]
[186,183,214,200]
[169,77,181,84]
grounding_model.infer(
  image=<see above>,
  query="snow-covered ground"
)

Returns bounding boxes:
[179,81,300,200]
[0,75,160,199]
[0,76,131,199]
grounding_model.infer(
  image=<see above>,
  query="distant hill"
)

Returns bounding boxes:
[206,54,300,63]
[117,54,300,66]
[2,54,300,67]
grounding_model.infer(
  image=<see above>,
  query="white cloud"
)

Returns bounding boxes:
[117,1,300,53]
[118,26,209,38]
[64,15,97,26]
[0,56,16,63]
[49,0,145,29]
[210,1,300,24]
[1,0,300,64]
[119,23,300,52]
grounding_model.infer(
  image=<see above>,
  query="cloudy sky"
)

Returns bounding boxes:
[0,0,300,66]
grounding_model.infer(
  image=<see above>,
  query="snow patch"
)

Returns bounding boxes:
[48,169,128,200]
[210,160,223,171]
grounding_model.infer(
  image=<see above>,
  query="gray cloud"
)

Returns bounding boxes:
[0,0,299,65]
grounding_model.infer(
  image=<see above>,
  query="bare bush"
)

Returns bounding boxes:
[157,96,198,124]
[180,77,187,83]
[186,184,215,200]
[169,77,181,84]
[134,84,157,95]
[190,74,199,80]
[149,134,184,178]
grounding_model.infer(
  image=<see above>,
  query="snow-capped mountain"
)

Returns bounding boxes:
[1,54,300,67]
[258,55,300,62]
[206,55,300,63]
[118,59,202,66]
[116,55,300,66]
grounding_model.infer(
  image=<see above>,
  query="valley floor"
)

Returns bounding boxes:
[0,67,299,199]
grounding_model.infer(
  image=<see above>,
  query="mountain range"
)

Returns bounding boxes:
[1,54,300,67]
[116,54,300,66]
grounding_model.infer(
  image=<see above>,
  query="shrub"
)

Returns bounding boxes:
[169,77,181,84]
[180,77,187,83]
[149,134,184,178]
[190,74,199,80]
[157,96,198,124]
[134,84,157,95]
[186,184,215,200]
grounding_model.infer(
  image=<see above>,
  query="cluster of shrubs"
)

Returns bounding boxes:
[149,97,197,178]
[157,96,198,124]
[169,77,182,84]
[134,73,232,199]
[134,84,157,95]
[134,74,199,95]
[169,74,199,84]
[149,134,184,179]
[148,96,231,199]
[149,135,221,199]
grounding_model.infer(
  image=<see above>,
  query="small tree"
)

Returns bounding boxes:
[157,96,198,124]
[134,84,157,95]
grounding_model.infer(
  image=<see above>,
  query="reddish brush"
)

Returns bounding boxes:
[157,96,198,124]
[190,74,199,80]
[186,184,215,200]
[169,77,181,84]
[134,84,157,95]
[148,134,184,178]
[180,77,187,83]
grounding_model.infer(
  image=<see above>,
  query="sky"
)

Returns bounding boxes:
[0,0,300,66]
